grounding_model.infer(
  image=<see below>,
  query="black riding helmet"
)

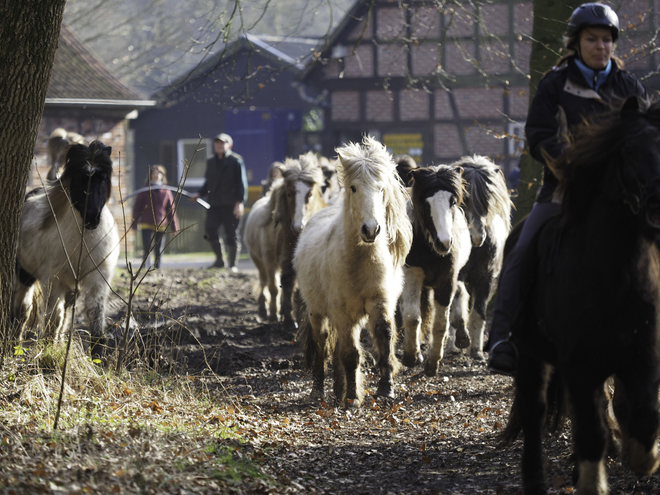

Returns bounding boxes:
[567,3,619,41]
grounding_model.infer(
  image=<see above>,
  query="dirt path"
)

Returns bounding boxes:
[110,267,660,494]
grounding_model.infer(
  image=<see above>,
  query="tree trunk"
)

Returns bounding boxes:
[513,0,578,225]
[0,2,66,355]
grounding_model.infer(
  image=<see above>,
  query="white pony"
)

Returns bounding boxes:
[295,136,413,406]
[244,153,326,326]
[13,141,119,356]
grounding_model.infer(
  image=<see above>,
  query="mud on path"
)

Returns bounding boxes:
[110,267,660,494]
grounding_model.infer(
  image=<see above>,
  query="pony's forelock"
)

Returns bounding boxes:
[336,136,412,265]
[281,153,324,187]
[453,155,512,231]
[336,135,398,186]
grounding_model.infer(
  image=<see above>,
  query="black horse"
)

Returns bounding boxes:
[503,97,660,494]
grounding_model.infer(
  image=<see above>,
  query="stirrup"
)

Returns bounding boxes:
[487,340,518,376]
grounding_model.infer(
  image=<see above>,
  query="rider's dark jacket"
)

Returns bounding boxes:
[525,57,647,203]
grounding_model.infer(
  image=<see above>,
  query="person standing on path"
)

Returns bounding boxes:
[132,165,179,269]
[192,133,248,272]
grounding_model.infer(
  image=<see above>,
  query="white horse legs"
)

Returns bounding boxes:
[450,281,470,349]
[366,300,399,399]
[333,324,363,406]
[254,257,280,323]
[308,313,329,400]
[401,267,425,368]
[467,310,486,362]
[424,300,451,376]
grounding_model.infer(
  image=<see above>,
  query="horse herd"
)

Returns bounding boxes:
[12,97,660,494]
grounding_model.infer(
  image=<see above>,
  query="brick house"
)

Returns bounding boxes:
[35,24,155,252]
[300,0,660,179]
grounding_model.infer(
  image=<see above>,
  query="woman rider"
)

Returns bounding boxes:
[487,2,648,375]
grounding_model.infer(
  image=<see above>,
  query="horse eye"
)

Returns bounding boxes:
[450,196,457,206]
[350,185,356,193]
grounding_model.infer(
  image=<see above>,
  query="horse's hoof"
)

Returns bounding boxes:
[282,319,298,332]
[626,438,660,475]
[402,352,423,368]
[376,382,395,398]
[344,396,363,408]
[454,330,471,349]
[470,350,486,363]
[309,389,325,402]
[424,361,439,377]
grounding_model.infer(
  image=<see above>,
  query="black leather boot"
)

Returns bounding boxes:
[227,245,238,273]
[208,240,224,269]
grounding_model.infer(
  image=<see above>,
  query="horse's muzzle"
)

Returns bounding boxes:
[84,214,102,230]
[361,223,381,242]
[433,237,452,255]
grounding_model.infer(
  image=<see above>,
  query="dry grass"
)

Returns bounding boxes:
[0,341,286,494]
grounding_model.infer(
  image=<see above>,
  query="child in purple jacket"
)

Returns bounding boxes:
[132,165,179,268]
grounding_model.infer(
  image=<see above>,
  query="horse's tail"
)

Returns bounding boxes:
[500,365,566,446]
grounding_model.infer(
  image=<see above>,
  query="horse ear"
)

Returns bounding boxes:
[453,165,464,177]
[621,96,641,117]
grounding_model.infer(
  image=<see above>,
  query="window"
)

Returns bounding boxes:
[507,122,525,157]
[177,138,212,189]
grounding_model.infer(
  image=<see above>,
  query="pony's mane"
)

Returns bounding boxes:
[453,155,512,231]
[555,98,660,218]
[41,140,113,231]
[394,154,418,186]
[410,164,466,231]
[336,136,412,265]
[281,152,324,186]
[60,140,113,183]
[269,154,325,227]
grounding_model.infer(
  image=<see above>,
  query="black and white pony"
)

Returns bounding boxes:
[13,141,119,355]
[318,156,342,205]
[503,97,660,494]
[295,136,412,406]
[448,155,512,361]
[399,164,472,376]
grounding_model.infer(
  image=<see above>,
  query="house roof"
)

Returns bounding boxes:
[298,0,368,80]
[153,33,318,101]
[46,24,154,108]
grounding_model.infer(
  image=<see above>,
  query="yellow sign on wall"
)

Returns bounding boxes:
[383,133,424,163]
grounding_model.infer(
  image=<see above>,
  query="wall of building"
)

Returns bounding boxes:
[309,0,659,176]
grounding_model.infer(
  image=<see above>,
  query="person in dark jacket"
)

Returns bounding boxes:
[487,2,648,375]
[192,133,248,271]
[132,165,179,269]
